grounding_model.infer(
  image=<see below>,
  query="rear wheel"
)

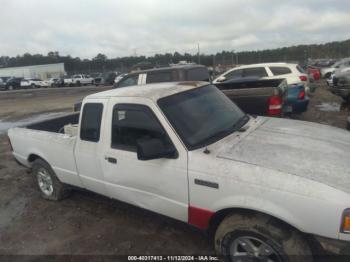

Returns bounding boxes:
[32,159,70,201]
[215,213,312,262]
[8,85,14,90]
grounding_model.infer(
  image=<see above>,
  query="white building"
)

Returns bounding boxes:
[0,63,65,80]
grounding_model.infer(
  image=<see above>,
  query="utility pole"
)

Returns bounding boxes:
[231,50,234,67]
[236,52,238,65]
[197,43,200,64]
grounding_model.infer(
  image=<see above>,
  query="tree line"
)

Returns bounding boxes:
[1,39,350,74]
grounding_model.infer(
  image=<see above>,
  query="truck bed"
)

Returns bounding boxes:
[27,113,79,133]
[8,112,82,187]
[215,78,288,116]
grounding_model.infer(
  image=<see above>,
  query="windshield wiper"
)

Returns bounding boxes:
[232,114,250,131]
[194,114,250,149]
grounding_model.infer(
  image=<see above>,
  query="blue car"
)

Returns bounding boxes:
[284,84,309,114]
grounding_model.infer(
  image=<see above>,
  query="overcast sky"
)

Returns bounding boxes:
[1,0,350,58]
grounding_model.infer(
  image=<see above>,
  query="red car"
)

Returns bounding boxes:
[307,67,321,81]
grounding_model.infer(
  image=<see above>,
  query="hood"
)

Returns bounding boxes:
[217,117,350,194]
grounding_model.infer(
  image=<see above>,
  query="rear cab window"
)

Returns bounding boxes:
[242,67,268,78]
[80,103,103,142]
[146,71,173,84]
[269,67,292,75]
[225,69,243,80]
[186,68,210,81]
[118,74,139,87]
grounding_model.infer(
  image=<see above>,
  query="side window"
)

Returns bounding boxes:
[225,69,243,80]
[118,75,139,87]
[146,72,172,84]
[186,68,210,81]
[80,103,103,142]
[111,105,171,152]
[242,67,268,78]
[269,67,292,75]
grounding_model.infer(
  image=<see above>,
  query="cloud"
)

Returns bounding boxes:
[0,0,349,58]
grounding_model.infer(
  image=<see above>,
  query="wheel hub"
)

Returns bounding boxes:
[230,236,282,262]
[37,168,54,196]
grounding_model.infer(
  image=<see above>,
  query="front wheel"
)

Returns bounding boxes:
[32,159,70,201]
[215,213,312,262]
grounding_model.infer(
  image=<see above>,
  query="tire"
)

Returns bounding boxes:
[8,85,14,90]
[215,213,312,262]
[324,73,331,79]
[32,159,70,201]
[31,84,36,89]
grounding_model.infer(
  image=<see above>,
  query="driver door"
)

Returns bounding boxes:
[100,97,189,221]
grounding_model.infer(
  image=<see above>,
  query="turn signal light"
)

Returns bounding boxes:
[340,209,350,233]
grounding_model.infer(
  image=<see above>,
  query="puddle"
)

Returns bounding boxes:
[315,102,341,112]
[0,112,67,134]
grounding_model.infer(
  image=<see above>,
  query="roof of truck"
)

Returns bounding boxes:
[85,81,208,101]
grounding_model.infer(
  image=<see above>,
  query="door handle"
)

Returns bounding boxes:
[105,156,117,164]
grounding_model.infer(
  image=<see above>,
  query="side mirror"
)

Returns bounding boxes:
[136,138,176,161]
[216,76,226,82]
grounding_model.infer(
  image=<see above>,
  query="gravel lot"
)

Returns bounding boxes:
[0,82,349,260]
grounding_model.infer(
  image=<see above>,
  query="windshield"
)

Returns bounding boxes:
[158,85,248,150]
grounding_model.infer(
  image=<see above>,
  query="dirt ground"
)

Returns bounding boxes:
[0,83,349,261]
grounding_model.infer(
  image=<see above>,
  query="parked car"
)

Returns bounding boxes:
[0,78,5,90]
[5,77,23,90]
[214,77,288,116]
[113,65,211,89]
[320,58,350,79]
[21,78,49,88]
[94,72,117,86]
[285,84,309,114]
[8,82,350,260]
[64,74,94,87]
[326,73,335,87]
[213,63,312,94]
[114,73,128,85]
[0,76,11,84]
[331,71,350,102]
[307,67,321,81]
[47,78,61,87]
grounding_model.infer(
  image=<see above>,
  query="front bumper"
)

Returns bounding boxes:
[313,235,350,255]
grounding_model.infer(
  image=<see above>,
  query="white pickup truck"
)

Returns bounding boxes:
[64,74,94,87]
[8,82,350,261]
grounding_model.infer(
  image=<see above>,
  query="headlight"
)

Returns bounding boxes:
[340,209,350,233]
